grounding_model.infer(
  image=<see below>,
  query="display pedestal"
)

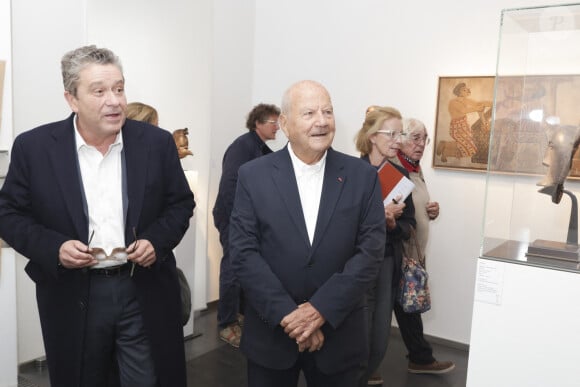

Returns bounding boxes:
[527,189,580,263]
[0,245,18,387]
[467,258,580,387]
[526,239,580,262]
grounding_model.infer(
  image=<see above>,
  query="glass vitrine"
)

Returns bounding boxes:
[481,3,580,272]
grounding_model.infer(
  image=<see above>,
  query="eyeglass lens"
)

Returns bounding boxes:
[412,135,430,145]
[86,229,137,261]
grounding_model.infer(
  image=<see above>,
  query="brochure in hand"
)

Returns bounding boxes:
[377,161,415,205]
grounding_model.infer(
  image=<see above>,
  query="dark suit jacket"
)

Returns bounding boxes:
[0,114,194,387]
[212,130,272,247]
[229,147,386,373]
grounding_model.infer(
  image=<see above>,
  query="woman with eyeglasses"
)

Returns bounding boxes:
[389,118,456,376]
[354,106,416,386]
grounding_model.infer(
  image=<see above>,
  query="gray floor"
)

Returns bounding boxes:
[19,305,468,386]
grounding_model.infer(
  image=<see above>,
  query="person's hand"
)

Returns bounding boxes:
[426,201,440,220]
[385,197,405,230]
[298,328,325,352]
[58,240,97,269]
[126,239,157,268]
[385,207,397,230]
[280,302,325,344]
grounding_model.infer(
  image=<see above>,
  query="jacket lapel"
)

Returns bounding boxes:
[48,115,89,240]
[311,148,345,253]
[271,148,311,248]
[122,123,148,240]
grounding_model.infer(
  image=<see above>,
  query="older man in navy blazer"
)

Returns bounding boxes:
[0,46,193,387]
[230,80,386,386]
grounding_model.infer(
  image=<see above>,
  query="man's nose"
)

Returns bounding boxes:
[315,110,328,125]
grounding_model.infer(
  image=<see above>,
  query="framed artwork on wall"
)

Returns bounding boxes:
[432,76,494,172]
[433,74,580,178]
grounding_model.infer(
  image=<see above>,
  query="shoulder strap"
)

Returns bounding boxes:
[410,226,426,268]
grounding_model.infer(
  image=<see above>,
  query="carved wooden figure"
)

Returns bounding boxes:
[172,128,193,159]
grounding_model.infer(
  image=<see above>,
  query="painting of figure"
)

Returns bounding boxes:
[434,74,580,179]
[433,76,494,171]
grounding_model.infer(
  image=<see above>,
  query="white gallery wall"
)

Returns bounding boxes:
[0,0,16,383]
[5,0,573,377]
[237,0,568,345]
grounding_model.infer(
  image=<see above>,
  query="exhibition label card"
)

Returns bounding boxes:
[474,259,504,305]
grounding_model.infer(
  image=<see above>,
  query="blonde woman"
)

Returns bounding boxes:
[126,102,159,126]
[355,106,416,386]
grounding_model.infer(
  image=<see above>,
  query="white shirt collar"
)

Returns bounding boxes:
[73,114,124,152]
[287,143,327,177]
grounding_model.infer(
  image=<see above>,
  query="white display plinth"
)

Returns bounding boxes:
[467,257,580,387]
[0,247,18,387]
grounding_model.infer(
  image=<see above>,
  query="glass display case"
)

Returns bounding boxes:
[481,3,580,272]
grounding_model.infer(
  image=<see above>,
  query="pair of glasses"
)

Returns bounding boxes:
[376,130,406,139]
[263,119,279,126]
[87,228,139,262]
[409,134,430,145]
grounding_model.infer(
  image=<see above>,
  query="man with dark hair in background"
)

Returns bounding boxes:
[213,103,280,347]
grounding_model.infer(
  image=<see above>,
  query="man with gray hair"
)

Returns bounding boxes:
[0,45,194,386]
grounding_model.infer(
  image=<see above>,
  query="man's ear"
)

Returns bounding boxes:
[279,114,289,137]
[64,91,79,113]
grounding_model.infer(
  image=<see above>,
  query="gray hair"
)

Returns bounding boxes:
[61,45,123,96]
[402,117,427,144]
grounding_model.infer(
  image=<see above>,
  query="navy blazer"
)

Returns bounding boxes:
[212,130,272,245]
[0,114,194,387]
[229,147,386,373]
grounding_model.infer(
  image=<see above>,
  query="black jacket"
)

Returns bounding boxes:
[212,130,272,246]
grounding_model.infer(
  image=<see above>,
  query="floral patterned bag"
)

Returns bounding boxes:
[397,227,431,313]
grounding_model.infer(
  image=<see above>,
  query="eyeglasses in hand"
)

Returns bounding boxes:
[86,228,139,262]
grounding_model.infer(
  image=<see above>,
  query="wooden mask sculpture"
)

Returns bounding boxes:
[537,123,580,204]
[172,128,193,159]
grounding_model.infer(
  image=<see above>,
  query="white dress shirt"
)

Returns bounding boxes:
[287,143,326,244]
[74,118,125,268]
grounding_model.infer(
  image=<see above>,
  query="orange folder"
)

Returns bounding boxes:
[377,161,415,204]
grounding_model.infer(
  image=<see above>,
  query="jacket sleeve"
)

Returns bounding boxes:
[0,136,70,279]
[229,166,297,328]
[213,140,255,235]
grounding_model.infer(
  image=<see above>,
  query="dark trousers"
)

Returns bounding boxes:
[247,354,363,387]
[81,270,157,387]
[217,239,242,328]
[393,302,435,364]
[359,257,395,386]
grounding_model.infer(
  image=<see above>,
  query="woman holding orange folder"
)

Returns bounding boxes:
[354,106,416,386]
